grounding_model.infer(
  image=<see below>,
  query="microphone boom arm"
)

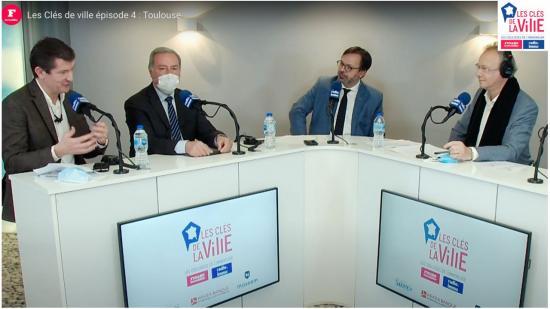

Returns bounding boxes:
[197,101,245,155]
[417,105,449,159]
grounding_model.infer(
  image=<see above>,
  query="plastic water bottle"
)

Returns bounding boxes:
[263,112,276,150]
[134,124,149,169]
[372,112,385,149]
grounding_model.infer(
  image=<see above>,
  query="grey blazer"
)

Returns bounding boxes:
[449,88,538,165]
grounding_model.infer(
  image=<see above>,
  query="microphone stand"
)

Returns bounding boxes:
[528,124,548,184]
[101,112,129,174]
[417,106,449,159]
[197,102,245,155]
[327,100,339,144]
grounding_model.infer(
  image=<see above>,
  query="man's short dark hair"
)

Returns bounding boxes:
[342,46,372,72]
[30,37,75,77]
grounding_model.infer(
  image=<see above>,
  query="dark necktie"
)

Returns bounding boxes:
[335,88,351,135]
[165,96,182,141]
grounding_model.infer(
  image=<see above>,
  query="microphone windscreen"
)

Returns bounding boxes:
[457,92,471,105]
[450,92,471,114]
[178,90,197,108]
[68,91,85,113]
[329,80,342,100]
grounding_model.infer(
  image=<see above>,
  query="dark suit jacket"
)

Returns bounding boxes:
[124,84,222,156]
[2,79,105,221]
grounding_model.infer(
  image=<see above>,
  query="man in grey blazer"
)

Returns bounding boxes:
[289,46,383,137]
[2,37,109,223]
[444,43,538,165]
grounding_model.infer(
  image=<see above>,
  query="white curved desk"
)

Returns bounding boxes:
[10,135,547,307]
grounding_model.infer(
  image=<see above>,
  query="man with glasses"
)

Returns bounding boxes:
[443,43,538,165]
[289,46,383,136]
[125,47,232,157]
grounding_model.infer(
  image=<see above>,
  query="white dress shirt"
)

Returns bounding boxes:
[36,80,74,163]
[153,87,188,154]
[333,80,360,135]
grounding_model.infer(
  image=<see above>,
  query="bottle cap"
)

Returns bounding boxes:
[266,112,273,117]
[376,112,384,117]
[137,124,144,130]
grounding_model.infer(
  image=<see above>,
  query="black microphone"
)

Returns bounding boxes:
[68,91,107,122]
[327,81,342,144]
[177,90,245,155]
[528,124,548,184]
[417,91,471,159]
[68,91,130,174]
[441,92,472,123]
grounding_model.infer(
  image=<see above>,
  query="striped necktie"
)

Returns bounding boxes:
[165,96,182,141]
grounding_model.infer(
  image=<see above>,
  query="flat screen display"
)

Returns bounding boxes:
[118,188,279,307]
[376,190,530,307]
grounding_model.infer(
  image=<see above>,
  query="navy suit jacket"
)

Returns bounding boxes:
[124,84,222,156]
[289,76,383,136]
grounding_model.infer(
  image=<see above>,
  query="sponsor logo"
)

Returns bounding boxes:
[237,271,258,289]
[245,270,250,279]
[443,276,464,294]
[186,270,209,287]
[423,218,440,243]
[182,222,201,251]
[212,262,232,279]
[189,286,229,305]
[420,289,456,307]
[523,40,544,49]
[2,4,22,25]
[420,266,441,284]
[501,40,523,49]
[395,278,412,293]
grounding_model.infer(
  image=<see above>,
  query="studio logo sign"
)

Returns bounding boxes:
[2,4,22,25]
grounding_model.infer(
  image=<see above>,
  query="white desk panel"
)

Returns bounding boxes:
[303,150,358,307]
[355,153,420,307]
[157,164,239,213]
[11,181,65,307]
[9,136,547,307]
[239,153,305,307]
[418,168,498,220]
[496,187,547,307]
[56,178,158,307]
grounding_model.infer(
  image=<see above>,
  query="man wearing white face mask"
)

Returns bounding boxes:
[125,47,233,157]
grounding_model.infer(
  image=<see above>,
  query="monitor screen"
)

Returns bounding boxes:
[376,190,530,307]
[118,188,279,307]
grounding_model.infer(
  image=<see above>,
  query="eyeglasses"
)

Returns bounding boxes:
[475,64,499,74]
[337,60,360,73]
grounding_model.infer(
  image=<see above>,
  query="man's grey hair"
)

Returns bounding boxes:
[483,42,517,76]
[148,47,181,71]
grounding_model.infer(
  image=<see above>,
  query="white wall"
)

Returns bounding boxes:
[69,1,547,167]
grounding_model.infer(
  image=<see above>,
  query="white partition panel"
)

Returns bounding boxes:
[56,178,158,307]
[157,164,239,212]
[303,150,358,307]
[496,187,547,307]
[355,153,420,307]
[419,168,498,220]
[12,182,66,307]
[239,153,305,307]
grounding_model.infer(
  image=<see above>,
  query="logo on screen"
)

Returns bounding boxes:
[190,297,198,305]
[182,222,201,251]
[423,218,440,243]
[244,270,250,279]
[501,2,517,22]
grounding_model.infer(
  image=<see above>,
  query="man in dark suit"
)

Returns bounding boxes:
[2,37,109,223]
[289,46,383,136]
[125,47,233,157]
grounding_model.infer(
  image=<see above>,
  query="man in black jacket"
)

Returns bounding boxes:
[125,47,232,157]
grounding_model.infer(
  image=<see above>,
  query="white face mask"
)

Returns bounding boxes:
[156,73,179,95]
